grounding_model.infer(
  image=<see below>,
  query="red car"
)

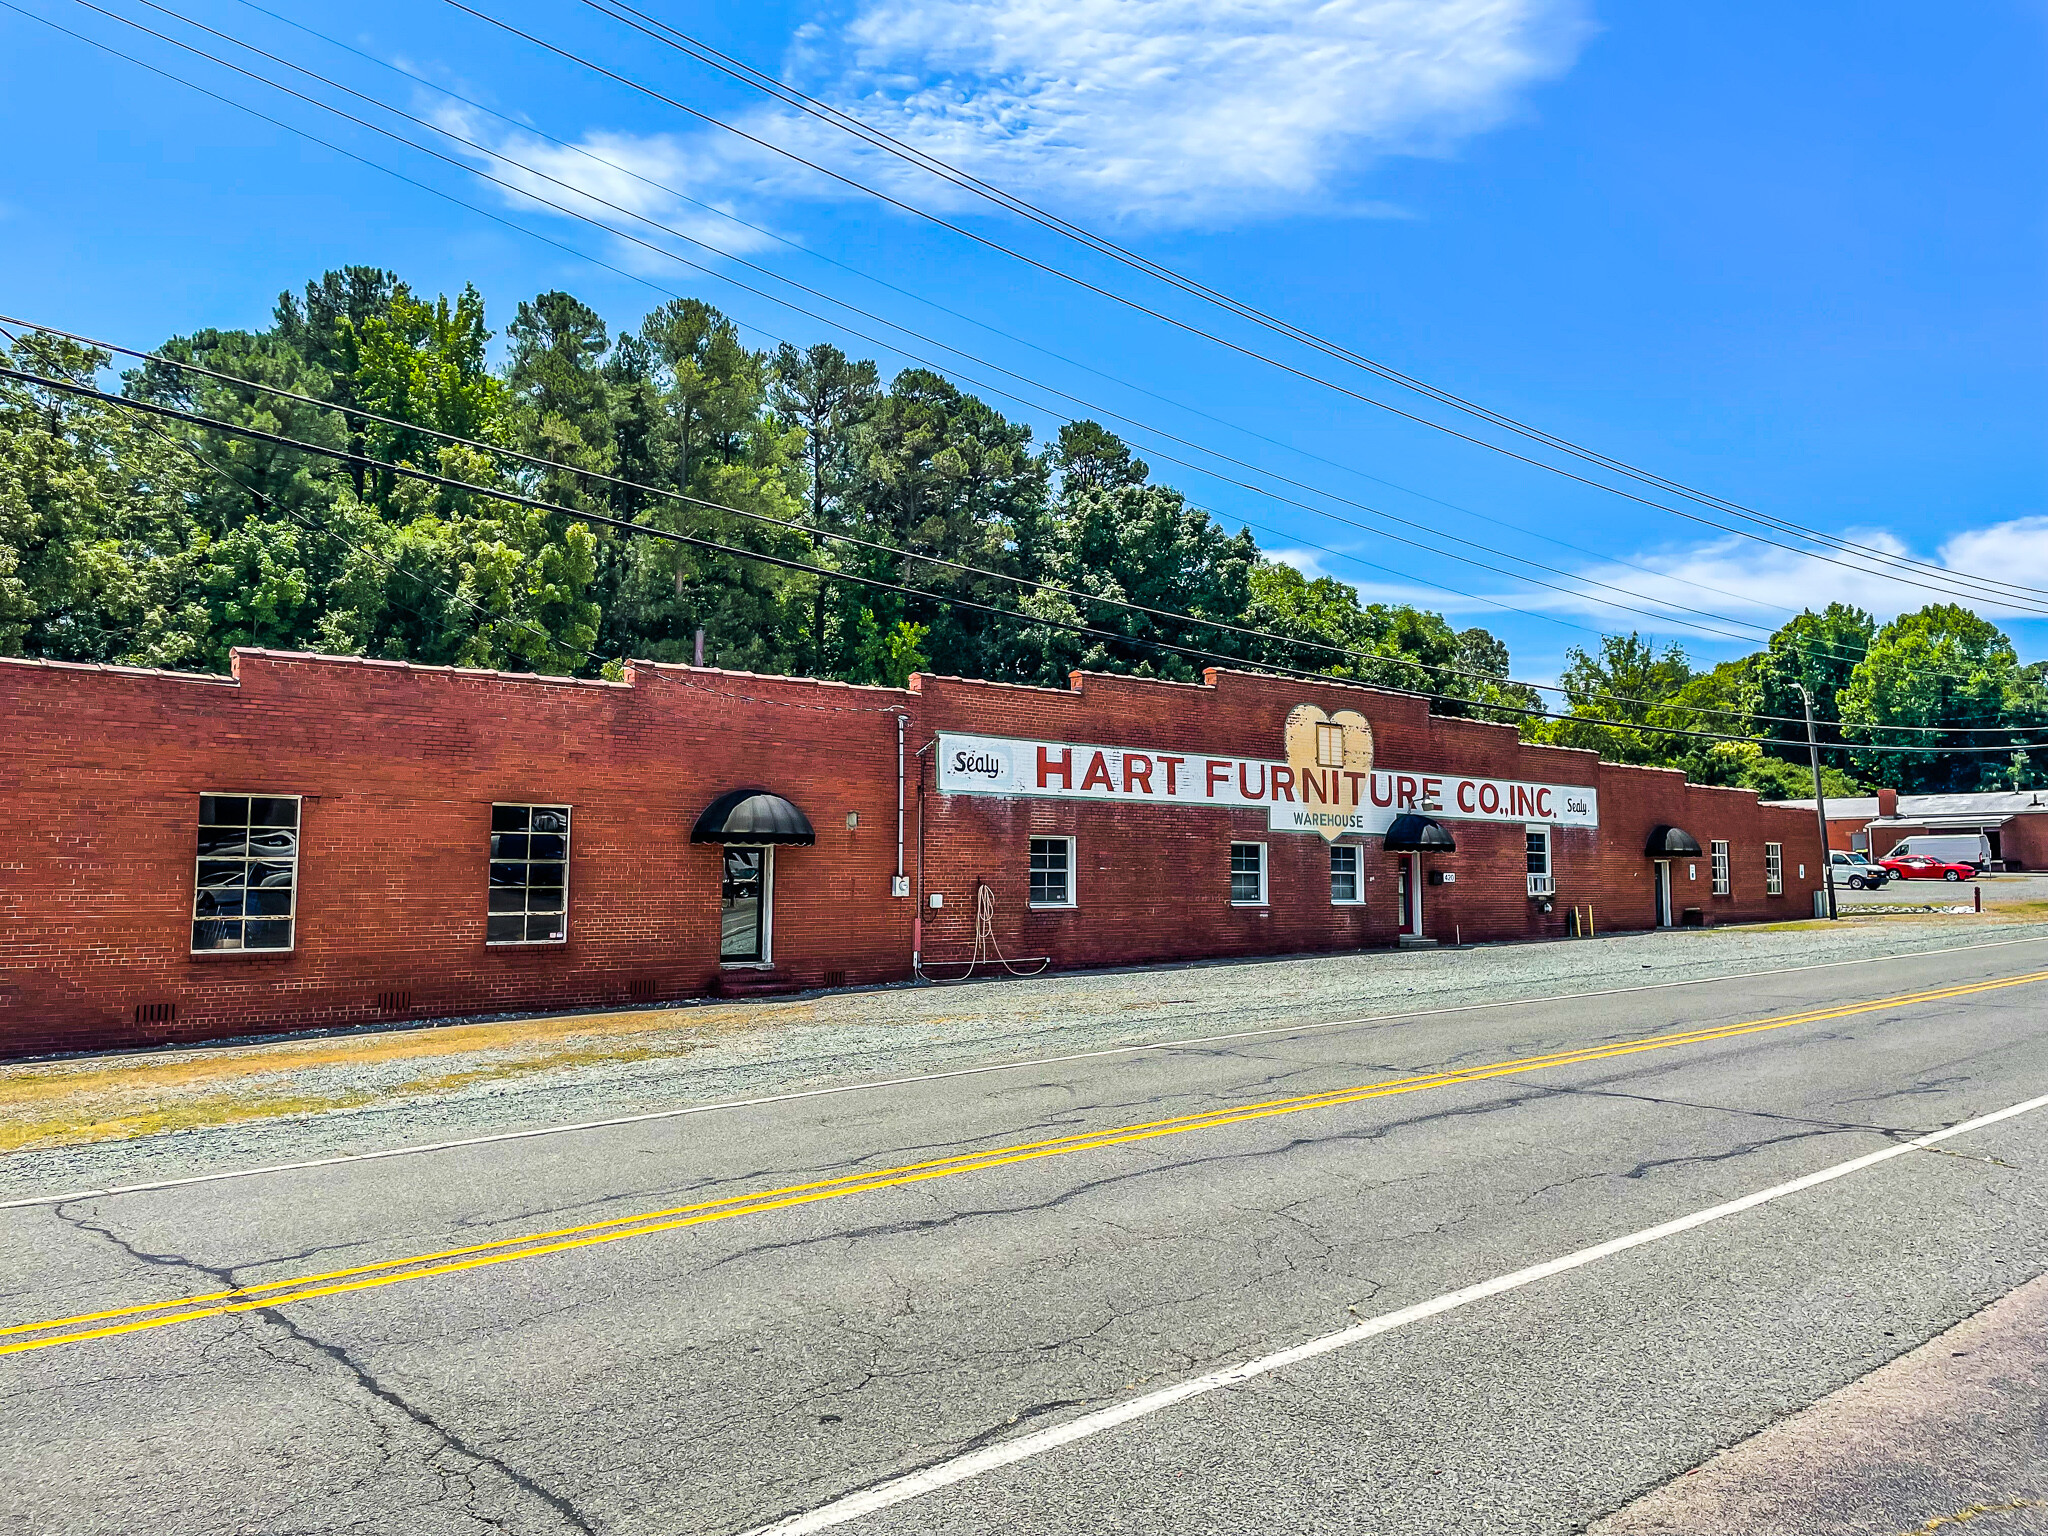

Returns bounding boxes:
[1878,854,1977,882]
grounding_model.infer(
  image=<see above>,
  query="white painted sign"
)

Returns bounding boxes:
[935,730,1598,837]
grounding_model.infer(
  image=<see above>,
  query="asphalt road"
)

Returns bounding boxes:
[5,935,2048,1535]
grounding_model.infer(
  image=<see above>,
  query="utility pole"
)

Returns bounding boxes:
[1794,681,1837,920]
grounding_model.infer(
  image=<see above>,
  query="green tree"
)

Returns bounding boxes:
[834,369,1045,680]
[771,341,880,672]
[1839,604,2048,791]
[1538,632,1696,764]
[1743,603,1876,771]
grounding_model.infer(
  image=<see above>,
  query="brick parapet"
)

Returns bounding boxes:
[2,653,1823,1055]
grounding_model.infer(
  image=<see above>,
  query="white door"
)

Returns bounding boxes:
[1654,860,1673,927]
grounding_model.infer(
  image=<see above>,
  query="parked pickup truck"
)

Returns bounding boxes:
[1828,851,1891,890]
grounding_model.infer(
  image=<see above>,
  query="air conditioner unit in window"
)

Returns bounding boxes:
[1527,874,1555,898]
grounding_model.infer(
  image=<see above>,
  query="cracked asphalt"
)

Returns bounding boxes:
[4,931,2047,1534]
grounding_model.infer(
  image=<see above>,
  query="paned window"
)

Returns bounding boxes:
[1329,843,1360,904]
[1711,839,1731,897]
[1315,721,1344,768]
[1230,842,1266,906]
[193,795,300,952]
[1526,826,1551,878]
[489,804,570,944]
[1765,842,1783,896]
[1029,837,1074,907]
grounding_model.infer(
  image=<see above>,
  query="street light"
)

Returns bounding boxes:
[1793,681,1838,921]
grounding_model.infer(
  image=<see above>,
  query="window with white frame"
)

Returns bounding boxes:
[489,804,571,944]
[1229,842,1267,906]
[1330,843,1360,904]
[1765,842,1783,896]
[1525,824,1553,896]
[1711,839,1731,896]
[193,794,301,952]
[1029,836,1074,907]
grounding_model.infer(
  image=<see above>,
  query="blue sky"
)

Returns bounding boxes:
[4,0,2044,685]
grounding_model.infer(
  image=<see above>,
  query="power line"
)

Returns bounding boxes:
[582,0,2048,609]
[8,359,2045,757]
[484,0,2048,611]
[53,0,2045,694]
[11,1,2025,719]
[24,0,2001,707]
[15,319,2038,741]
[224,0,1897,662]
[69,0,1912,656]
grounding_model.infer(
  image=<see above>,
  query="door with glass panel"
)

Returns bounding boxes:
[721,846,770,962]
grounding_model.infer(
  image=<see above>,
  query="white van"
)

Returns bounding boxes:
[1883,833,1992,868]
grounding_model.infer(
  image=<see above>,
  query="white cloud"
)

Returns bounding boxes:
[1276,517,2048,654]
[1938,517,2048,594]
[1522,519,2048,632]
[433,105,783,273]
[786,0,1593,222]
[459,0,1588,235]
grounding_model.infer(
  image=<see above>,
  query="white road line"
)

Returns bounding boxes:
[6,932,2045,1211]
[739,1087,2048,1536]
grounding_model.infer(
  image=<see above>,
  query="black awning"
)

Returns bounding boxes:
[1384,814,1456,852]
[1645,825,1702,856]
[691,789,816,846]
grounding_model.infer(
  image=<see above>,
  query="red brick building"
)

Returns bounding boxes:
[1,650,1825,1056]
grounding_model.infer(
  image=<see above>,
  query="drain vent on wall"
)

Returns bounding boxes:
[134,1002,177,1027]
[628,978,658,1003]
[823,970,848,989]
[374,990,412,1014]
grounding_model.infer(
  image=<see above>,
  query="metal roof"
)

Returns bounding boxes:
[1775,790,2048,823]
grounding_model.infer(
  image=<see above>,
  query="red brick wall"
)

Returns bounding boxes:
[0,652,1825,1056]
[911,669,1824,965]
[0,652,916,1055]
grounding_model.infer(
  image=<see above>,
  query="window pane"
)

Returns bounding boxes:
[248,828,298,857]
[525,865,565,895]
[248,861,296,888]
[525,884,565,915]
[490,833,530,859]
[487,914,527,943]
[193,919,242,950]
[200,795,250,826]
[489,861,527,889]
[526,914,567,943]
[250,798,299,828]
[196,826,247,858]
[492,804,531,832]
[244,887,293,917]
[196,861,248,889]
[526,833,567,861]
[194,888,245,918]
[1230,847,1263,903]
[489,888,528,914]
[529,808,569,834]
[242,919,293,949]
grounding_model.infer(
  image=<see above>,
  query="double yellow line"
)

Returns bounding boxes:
[8,969,2043,1359]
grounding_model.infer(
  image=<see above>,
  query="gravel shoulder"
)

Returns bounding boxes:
[6,913,2047,1201]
